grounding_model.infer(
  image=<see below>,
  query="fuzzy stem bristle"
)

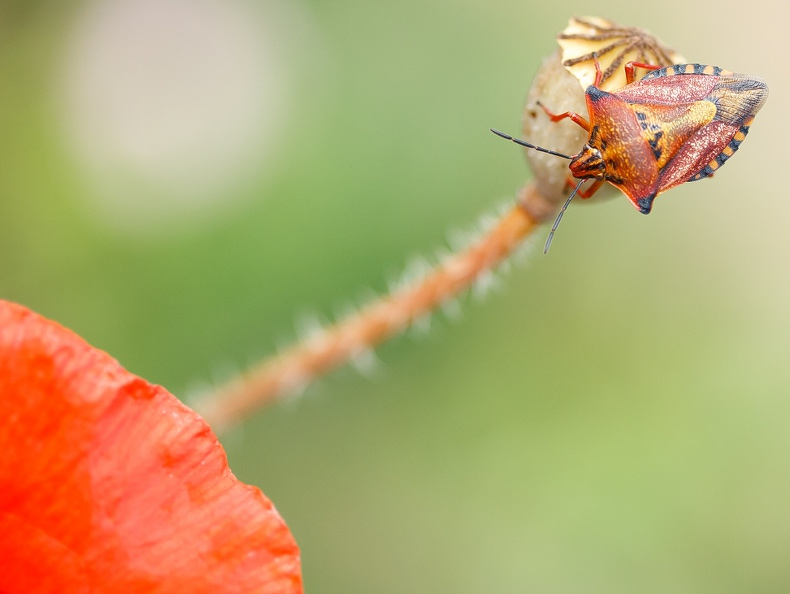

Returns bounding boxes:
[196,184,543,432]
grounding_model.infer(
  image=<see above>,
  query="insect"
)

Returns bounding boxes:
[493,60,768,252]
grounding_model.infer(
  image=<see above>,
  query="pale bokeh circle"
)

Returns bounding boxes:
[61,0,314,235]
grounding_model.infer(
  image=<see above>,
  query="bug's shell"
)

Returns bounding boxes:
[575,64,768,214]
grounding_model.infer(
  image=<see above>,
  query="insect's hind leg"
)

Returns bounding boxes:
[624,61,662,84]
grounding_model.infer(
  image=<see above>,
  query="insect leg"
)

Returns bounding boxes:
[593,55,604,87]
[576,179,604,199]
[624,61,662,84]
[536,102,590,131]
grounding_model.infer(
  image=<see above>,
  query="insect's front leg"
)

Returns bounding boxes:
[536,101,590,131]
[576,179,604,199]
[560,177,603,199]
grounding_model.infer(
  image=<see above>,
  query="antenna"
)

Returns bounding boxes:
[543,179,585,254]
[490,128,573,160]
[490,127,582,253]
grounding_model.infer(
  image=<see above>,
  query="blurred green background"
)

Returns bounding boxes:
[2,0,788,591]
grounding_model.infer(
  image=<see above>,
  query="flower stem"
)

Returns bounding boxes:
[197,183,546,432]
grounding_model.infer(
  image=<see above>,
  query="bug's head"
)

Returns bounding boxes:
[569,144,606,181]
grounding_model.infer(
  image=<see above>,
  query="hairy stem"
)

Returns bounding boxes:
[197,183,546,431]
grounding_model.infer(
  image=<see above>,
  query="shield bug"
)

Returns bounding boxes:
[494,60,768,252]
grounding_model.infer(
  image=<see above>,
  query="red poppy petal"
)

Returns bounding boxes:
[0,300,302,594]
